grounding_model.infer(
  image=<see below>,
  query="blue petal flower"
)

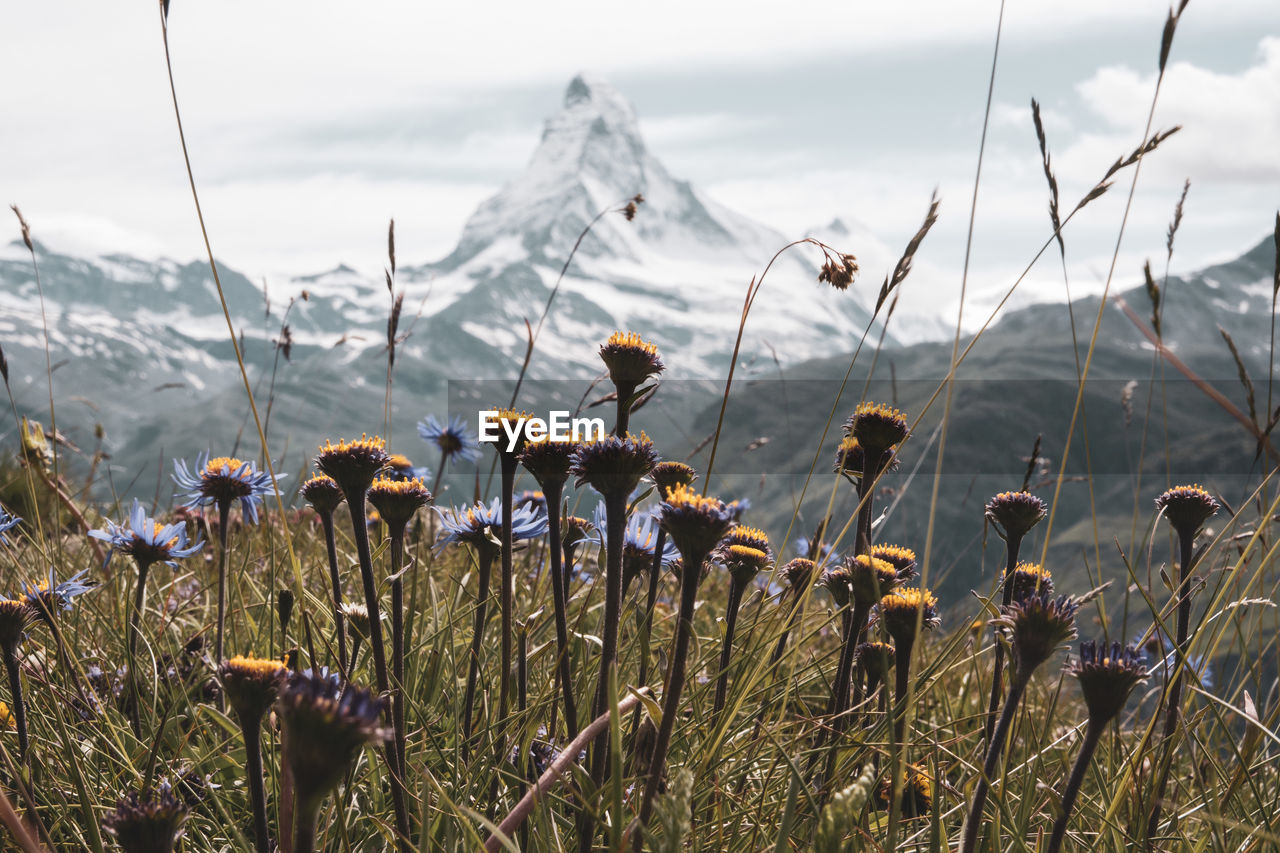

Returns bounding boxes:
[418,414,481,465]
[89,499,204,569]
[0,505,21,544]
[433,497,547,551]
[172,452,280,524]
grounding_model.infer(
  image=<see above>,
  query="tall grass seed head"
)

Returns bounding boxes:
[219,654,288,723]
[277,670,389,807]
[985,490,1048,540]
[571,431,658,498]
[995,592,1079,673]
[418,414,481,465]
[172,452,278,524]
[818,252,860,291]
[659,483,735,567]
[1155,484,1220,537]
[847,554,901,606]
[1070,640,1148,723]
[869,544,917,579]
[649,460,697,495]
[0,599,31,650]
[315,434,389,496]
[519,438,578,489]
[300,473,345,515]
[847,402,909,455]
[856,641,897,686]
[599,331,664,389]
[1009,561,1053,602]
[878,586,941,644]
[367,476,432,528]
[103,782,190,853]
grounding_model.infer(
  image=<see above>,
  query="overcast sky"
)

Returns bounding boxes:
[3,1,1277,320]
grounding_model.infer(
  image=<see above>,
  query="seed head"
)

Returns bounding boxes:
[300,473,344,515]
[599,331,664,389]
[316,435,390,496]
[1069,640,1148,724]
[1155,484,1219,537]
[985,491,1048,540]
[994,592,1079,674]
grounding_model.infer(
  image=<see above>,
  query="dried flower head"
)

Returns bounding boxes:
[1155,484,1220,537]
[778,558,817,596]
[519,438,579,489]
[1069,640,1148,723]
[995,592,1079,674]
[173,452,278,523]
[367,476,432,529]
[985,491,1048,540]
[599,331,664,389]
[846,554,901,606]
[878,586,941,644]
[300,473,344,515]
[103,782,190,853]
[659,483,736,565]
[276,670,389,810]
[219,654,288,723]
[571,432,658,499]
[340,603,371,641]
[856,641,897,687]
[650,461,697,495]
[869,544,917,579]
[818,252,860,291]
[1009,561,1053,602]
[874,763,932,818]
[820,564,853,608]
[846,402,909,455]
[316,435,390,496]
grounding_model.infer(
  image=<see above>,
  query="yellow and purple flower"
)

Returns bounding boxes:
[90,499,204,569]
[19,568,93,623]
[434,498,548,552]
[173,452,279,523]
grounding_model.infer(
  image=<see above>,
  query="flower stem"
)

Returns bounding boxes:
[239,712,271,853]
[126,558,152,736]
[319,511,348,675]
[586,491,628,832]
[1048,717,1106,853]
[1146,529,1196,843]
[215,499,231,663]
[389,530,408,788]
[712,578,745,723]
[2,644,28,760]
[984,532,1023,745]
[292,796,320,853]
[498,456,517,730]
[543,484,578,740]
[960,664,1032,853]
[462,547,495,762]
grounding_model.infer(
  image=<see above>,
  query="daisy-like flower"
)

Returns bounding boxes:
[846,554,901,607]
[515,489,546,511]
[720,544,769,586]
[649,461,696,495]
[875,762,932,819]
[778,558,817,596]
[434,498,548,551]
[90,500,204,569]
[367,476,432,530]
[418,414,481,465]
[846,402,909,456]
[561,515,594,570]
[172,452,278,524]
[0,599,32,757]
[725,498,752,522]
[833,435,866,477]
[599,331,664,389]
[585,503,678,588]
[1008,561,1053,602]
[0,600,32,651]
[20,568,93,624]
[103,782,190,853]
[0,505,20,544]
[993,592,1079,674]
[856,641,897,688]
[340,603,371,642]
[869,544,917,578]
[300,473,344,514]
[315,435,390,496]
[820,563,853,608]
[489,408,536,458]
[571,432,658,500]
[384,454,431,484]
[519,438,578,490]
[985,490,1048,540]
[719,524,772,561]
[659,483,736,565]
[1155,484,1219,537]
[879,586,941,645]
[220,655,288,724]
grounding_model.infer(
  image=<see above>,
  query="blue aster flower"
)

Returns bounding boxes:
[0,506,20,544]
[583,502,678,563]
[434,498,548,551]
[172,452,280,524]
[1143,632,1214,690]
[418,414,481,465]
[20,567,93,621]
[89,499,204,570]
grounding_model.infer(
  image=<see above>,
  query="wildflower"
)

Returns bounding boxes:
[846,554,900,607]
[869,544,917,578]
[0,701,12,730]
[649,461,697,495]
[89,499,204,569]
[720,544,769,587]
[778,558,817,596]
[0,600,31,651]
[489,408,536,458]
[833,435,866,476]
[1008,561,1053,602]
[818,252,859,291]
[878,586,941,645]
[725,498,751,521]
[562,515,594,567]
[659,484,735,563]
[172,452,278,524]
[519,438,578,490]
[418,414,481,465]
[856,641,896,688]
[277,589,294,637]
[515,489,546,511]
[846,402,908,457]
[571,432,658,499]
[0,505,20,544]
[599,331,664,390]
[20,568,93,624]
[720,524,772,560]
[103,783,190,853]
[875,763,932,818]
[985,491,1047,541]
[315,434,389,496]
[1155,484,1219,537]
[434,498,548,552]
[220,655,288,724]
[300,473,344,514]
[820,564,853,608]
[586,503,678,590]
[341,603,370,642]
[1047,642,1149,853]
[367,476,432,530]
[384,453,431,483]
[0,599,31,757]
[278,670,388,853]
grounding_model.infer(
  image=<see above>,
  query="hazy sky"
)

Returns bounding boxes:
[4,1,1278,319]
